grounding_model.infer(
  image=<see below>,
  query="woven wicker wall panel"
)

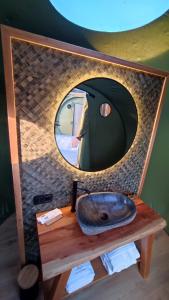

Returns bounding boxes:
[12,40,163,261]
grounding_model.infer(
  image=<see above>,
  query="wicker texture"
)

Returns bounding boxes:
[12,40,163,261]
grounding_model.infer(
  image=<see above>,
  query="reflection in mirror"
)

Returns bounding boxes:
[55,88,88,167]
[100,103,112,117]
[54,78,138,172]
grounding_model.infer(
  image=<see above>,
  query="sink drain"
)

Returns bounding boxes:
[100,212,109,221]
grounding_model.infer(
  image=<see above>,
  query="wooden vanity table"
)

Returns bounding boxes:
[36,196,166,300]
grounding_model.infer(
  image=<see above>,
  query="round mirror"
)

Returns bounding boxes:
[54,78,138,172]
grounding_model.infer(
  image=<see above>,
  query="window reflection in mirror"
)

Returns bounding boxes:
[55,88,87,167]
[100,103,112,117]
[54,78,138,172]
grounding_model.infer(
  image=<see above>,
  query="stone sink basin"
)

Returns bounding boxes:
[76,192,136,235]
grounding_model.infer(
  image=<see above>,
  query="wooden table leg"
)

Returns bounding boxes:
[137,234,155,279]
[44,270,71,300]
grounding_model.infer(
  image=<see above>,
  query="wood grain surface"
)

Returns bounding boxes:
[36,197,166,281]
[2,25,169,77]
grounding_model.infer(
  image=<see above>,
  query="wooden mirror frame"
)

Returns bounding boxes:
[1,25,168,264]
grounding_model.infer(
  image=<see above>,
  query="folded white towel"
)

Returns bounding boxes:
[101,252,114,275]
[100,242,140,275]
[66,261,95,294]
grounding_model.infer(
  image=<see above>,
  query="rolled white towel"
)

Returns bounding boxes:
[66,261,95,294]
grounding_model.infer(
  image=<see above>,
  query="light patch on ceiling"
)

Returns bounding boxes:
[49,0,169,32]
[86,15,169,62]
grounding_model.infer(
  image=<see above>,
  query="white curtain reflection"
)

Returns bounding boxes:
[55,89,88,167]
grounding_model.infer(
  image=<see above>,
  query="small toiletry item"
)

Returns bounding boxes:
[37,208,63,225]
[45,214,63,225]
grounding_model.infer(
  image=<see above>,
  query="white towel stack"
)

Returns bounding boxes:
[100,242,140,275]
[66,261,95,294]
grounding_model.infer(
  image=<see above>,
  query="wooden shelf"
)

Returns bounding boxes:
[36,196,166,299]
[61,257,108,299]
[44,255,141,299]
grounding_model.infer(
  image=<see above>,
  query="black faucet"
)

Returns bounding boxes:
[71,180,90,212]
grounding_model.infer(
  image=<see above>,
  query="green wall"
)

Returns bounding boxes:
[0,1,169,228]
[0,42,15,223]
[141,86,169,232]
